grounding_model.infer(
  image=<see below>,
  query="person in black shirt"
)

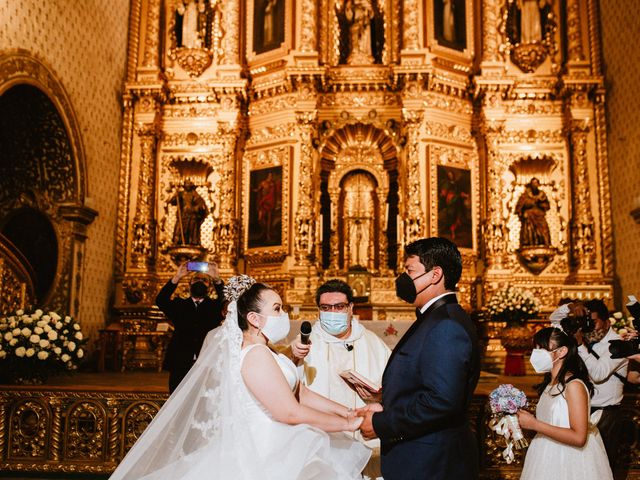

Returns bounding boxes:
[156,262,225,392]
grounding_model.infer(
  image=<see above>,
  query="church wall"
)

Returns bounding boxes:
[599,0,640,304]
[0,1,130,338]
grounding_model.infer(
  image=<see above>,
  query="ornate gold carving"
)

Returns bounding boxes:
[106,399,121,463]
[131,122,162,269]
[299,0,318,53]
[294,112,318,265]
[402,0,420,50]
[221,0,240,64]
[481,0,503,63]
[174,48,212,77]
[142,0,161,69]
[9,400,49,459]
[401,109,425,246]
[567,120,596,272]
[65,402,106,460]
[49,397,64,462]
[566,0,585,62]
[124,402,161,453]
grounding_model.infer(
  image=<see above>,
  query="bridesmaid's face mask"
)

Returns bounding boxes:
[529,347,562,373]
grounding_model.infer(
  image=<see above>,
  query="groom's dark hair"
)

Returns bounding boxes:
[404,237,462,291]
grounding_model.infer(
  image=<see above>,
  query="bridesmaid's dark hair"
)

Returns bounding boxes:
[534,327,594,397]
[236,283,272,330]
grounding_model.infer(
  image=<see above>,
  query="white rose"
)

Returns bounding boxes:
[34,327,44,335]
[23,316,33,324]
[64,316,71,323]
[3,332,12,341]
[43,325,52,333]
[73,323,80,331]
[0,324,6,331]
[614,312,623,319]
[54,347,62,355]
[42,314,51,321]
[55,322,63,329]
[61,354,70,362]
[37,351,49,360]
[15,346,26,357]
[26,348,35,357]
[21,327,31,337]
[68,341,77,352]
[12,328,21,336]
[16,309,24,315]
[39,339,50,348]
[34,309,43,318]
[51,312,61,321]
[75,332,83,340]
[9,338,17,346]
[77,349,84,359]
[29,334,40,344]
[36,320,45,328]
[0,351,6,359]
[47,331,58,341]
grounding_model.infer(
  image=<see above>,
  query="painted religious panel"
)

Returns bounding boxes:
[437,165,472,249]
[248,166,283,248]
[252,0,286,55]
[432,0,466,51]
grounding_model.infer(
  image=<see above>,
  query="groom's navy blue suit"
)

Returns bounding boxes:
[372,293,480,480]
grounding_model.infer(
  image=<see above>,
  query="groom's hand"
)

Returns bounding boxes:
[359,410,378,440]
[355,402,383,414]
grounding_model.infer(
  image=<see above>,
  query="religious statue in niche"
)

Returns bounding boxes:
[169,180,209,246]
[253,0,285,55]
[514,177,556,274]
[505,0,555,73]
[336,0,385,64]
[175,0,214,49]
[433,0,467,52]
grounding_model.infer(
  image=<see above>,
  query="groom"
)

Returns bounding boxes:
[359,237,480,479]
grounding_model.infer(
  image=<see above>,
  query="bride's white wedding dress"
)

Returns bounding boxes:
[520,379,613,480]
[110,301,370,480]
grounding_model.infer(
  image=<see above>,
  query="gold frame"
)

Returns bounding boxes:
[424,0,475,63]
[243,145,292,259]
[427,144,478,252]
[246,0,293,65]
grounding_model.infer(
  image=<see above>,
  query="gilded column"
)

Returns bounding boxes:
[0,397,7,461]
[328,187,340,271]
[402,0,420,50]
[299,0,317,52]
[220,0,240,64]
[377,190,389,273]
[131,122,161,269]
[402,109,424,245]
[115,93,135,277]
[212,124,239,271]
[294,112,318,265]
[568,121,596,271]
[482,123,509,270]
[49,397,64,462]
[481,0,501,63]
[566,0,585,62]
[107,399,121,463]
[142,0,161,68]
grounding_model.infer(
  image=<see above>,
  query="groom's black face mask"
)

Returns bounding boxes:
[190,281,209,299]
[395,271,429,304]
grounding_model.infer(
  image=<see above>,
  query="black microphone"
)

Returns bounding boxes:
[300,321,312,345]
[345,344,353,352]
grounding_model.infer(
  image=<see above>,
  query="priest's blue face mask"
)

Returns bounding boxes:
[319,311,350,335]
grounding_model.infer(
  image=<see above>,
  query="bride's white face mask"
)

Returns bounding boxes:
[250,289,290,344]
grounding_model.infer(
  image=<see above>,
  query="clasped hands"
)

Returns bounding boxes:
[347,403,383,440]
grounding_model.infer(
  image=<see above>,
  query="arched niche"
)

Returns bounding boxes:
[319,122,399,274]
[0,51,96,315]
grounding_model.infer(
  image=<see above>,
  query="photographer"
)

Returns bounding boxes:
[571,299,628,470]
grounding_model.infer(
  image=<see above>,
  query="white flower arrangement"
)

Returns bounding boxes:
[484,286,540,325]
[609,311,636,338]
[0,309,88,383]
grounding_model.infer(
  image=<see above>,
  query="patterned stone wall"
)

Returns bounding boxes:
[0,1,130,338]
[600,0,640,304]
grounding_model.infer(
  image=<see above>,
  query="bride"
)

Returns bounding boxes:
[110,275,370,479]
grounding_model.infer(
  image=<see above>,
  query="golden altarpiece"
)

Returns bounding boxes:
[114,0,613,327]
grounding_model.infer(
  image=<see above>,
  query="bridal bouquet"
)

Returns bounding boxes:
[609,311,636,338]
[0,309,87,384]
[488,384,528,464]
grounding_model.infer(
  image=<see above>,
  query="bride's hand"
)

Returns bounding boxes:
[346,415,364,431]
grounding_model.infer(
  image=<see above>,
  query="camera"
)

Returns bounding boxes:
[608,295,640,359]
[559,307,595,336]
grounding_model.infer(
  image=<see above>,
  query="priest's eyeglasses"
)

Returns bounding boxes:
[318,303,350,312]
